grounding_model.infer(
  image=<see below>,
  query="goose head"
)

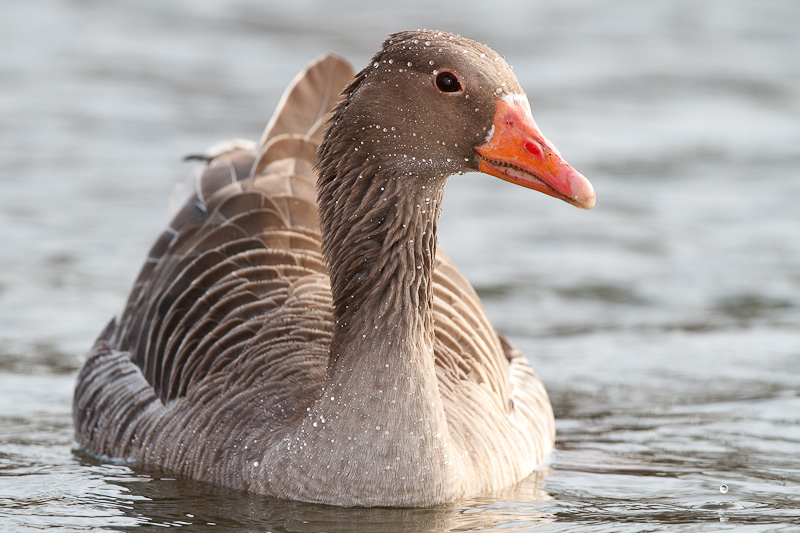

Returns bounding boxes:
[317,29,595,210]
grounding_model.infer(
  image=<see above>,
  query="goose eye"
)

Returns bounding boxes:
[434,70,463,93]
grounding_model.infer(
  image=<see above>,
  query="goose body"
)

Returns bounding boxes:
[74,30,595,507]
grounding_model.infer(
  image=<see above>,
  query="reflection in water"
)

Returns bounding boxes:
[72,452,552,532]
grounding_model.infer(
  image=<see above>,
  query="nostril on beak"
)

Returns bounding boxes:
[523,141,542,158]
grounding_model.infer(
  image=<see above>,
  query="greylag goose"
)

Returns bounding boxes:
[74,29,595,507]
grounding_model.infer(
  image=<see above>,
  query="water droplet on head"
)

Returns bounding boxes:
[720,484,728,494]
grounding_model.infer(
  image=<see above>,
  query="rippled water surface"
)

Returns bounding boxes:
[2,0,799,530]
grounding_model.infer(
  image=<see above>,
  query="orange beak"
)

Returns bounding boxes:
[475,95,595,209]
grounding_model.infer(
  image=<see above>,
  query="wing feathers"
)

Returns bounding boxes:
[257,53,355,147]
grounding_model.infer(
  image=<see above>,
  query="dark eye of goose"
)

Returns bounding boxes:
[434,70,463,93]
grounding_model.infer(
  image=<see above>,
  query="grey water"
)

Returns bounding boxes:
[1,0,799,530]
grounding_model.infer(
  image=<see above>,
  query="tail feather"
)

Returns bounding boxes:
[167,54,353,241]
[257,53,354,147]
